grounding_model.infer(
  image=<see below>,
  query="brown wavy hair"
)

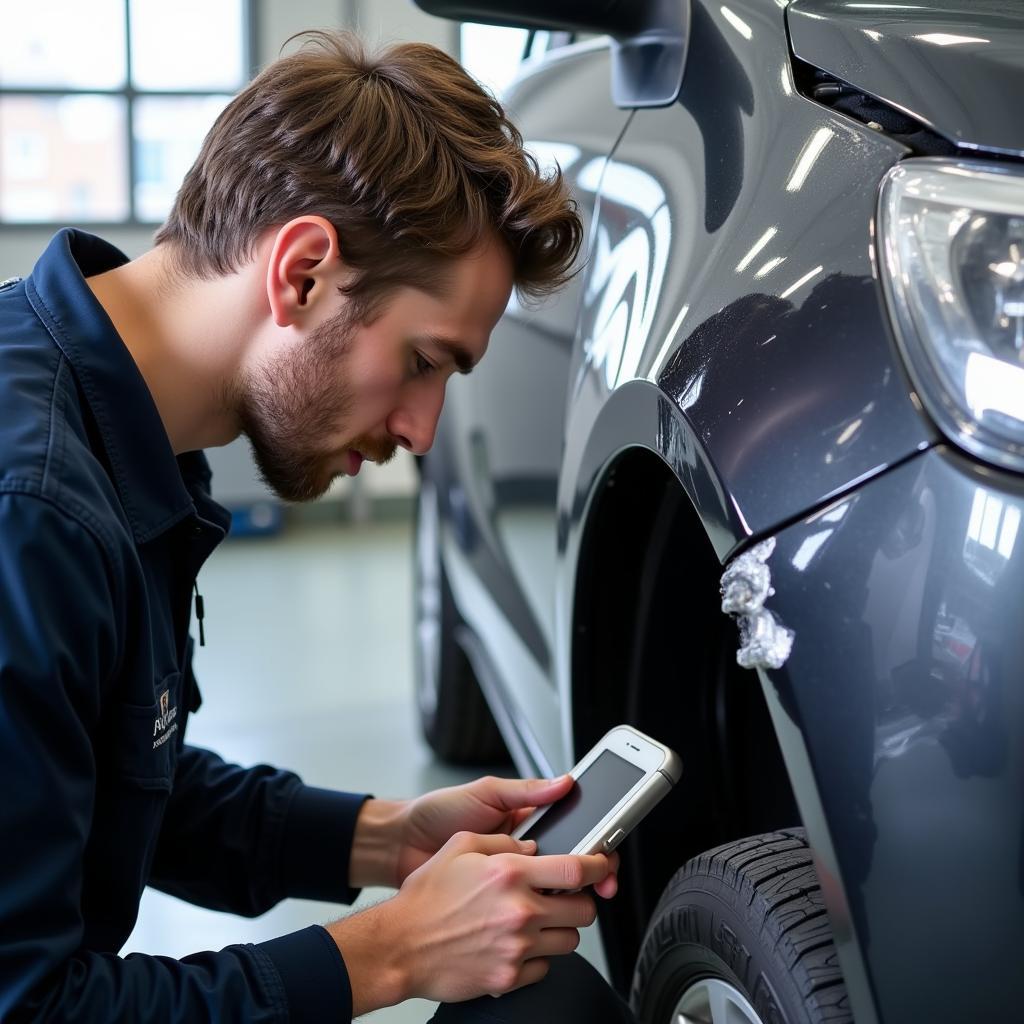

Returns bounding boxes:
[155,30,582,316]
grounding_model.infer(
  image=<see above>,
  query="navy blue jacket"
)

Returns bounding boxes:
[0,231,369,1022]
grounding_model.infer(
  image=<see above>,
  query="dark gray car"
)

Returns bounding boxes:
[410,2,1024,1021]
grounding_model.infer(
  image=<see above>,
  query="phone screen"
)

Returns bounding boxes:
[520,750,645,856]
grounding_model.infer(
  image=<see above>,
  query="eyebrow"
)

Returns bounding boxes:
[422,333,477,375]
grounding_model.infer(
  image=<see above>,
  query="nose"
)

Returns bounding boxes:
[387,383,445,456]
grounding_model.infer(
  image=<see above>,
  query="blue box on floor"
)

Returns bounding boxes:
[225,501,284,538]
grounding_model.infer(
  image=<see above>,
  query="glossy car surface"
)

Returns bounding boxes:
[413,2,1024,1021]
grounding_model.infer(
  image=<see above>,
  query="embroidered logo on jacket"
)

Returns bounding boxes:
[153,690,178,749]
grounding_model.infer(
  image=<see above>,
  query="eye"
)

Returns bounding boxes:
[413,351,436,377]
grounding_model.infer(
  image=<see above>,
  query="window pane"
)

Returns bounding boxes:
[459,23,529,99]
[130,0,245,91]
[133,95,231,222]
[0,0,126,89]
[0,95,128,221]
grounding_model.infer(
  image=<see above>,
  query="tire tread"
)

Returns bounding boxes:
[632,829,853,1024]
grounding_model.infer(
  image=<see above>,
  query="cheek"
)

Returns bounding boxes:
[349,355,407,409]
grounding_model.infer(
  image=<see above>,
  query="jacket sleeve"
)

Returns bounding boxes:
[0,493,353,1023]
[149,743,370,914]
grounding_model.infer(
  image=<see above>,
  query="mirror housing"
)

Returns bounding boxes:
[413,0,690,108]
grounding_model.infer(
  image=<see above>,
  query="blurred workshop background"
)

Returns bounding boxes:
[0,3,599,1021]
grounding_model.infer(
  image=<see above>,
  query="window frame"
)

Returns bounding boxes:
[0,0,257,229]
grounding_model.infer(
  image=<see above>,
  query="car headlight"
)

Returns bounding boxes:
[879,158,1024,472]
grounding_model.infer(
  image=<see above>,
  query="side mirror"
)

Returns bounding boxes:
[413,0,691,109]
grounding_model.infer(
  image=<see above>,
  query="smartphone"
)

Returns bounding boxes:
[512,725,681,858]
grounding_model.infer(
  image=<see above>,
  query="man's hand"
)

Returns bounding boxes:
[327,832,616,1015]
[396,774,573,882]
[349,775,619,898]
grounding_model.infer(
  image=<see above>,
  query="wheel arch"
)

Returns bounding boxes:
[558,382,803,991]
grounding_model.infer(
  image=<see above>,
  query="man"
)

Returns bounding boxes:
[0,30,633,1024]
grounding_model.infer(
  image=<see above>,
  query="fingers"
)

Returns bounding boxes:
[594,851,620,899]
[540,891,599,929]
[531,927,583,958]
[444,830,535,858]
[395,835,601,1004]
[491,925,583,997]
[508,807,536,830]
[492,928,584,996]
[443,834,616,904]
[472,773,574,813]
[520,852,612,892]
[500,957,550,996]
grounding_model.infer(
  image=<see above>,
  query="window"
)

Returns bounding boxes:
[458,23,529,99]
[0,0,252,225]
[458,24,577,100]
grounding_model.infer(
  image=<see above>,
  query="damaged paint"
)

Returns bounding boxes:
[720,537,794,669]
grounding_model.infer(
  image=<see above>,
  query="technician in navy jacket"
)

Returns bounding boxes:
[0,31,624,1024]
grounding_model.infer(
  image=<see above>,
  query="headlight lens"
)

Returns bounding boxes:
[879,158,1024,471]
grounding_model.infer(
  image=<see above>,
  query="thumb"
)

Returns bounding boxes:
[485,773,574,812]
[444,830,538,857]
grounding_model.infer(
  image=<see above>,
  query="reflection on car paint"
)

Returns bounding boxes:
[582,159,670,391]
[567,44,929,545]
[524,139,582,177]
[720,5,754,42]
[734,226,779,273]
[965,486,1021,580]
[790,497,856,571]
[786,127,836,192]
[762,448,1024,1020]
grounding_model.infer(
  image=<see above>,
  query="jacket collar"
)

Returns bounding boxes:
[25,229,220,543]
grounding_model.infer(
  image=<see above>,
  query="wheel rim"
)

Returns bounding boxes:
[672,978,765,1024]
[415,479,442,720]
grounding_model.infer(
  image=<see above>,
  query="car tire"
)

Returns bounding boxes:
[414,476,508,764]
[631,829,851,1024]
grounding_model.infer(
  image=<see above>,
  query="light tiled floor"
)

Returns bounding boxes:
[123,517,604,1022]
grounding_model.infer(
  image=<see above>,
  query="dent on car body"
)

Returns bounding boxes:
[720,536,795,669]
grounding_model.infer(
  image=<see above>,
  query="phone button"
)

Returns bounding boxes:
[603,828,625,852]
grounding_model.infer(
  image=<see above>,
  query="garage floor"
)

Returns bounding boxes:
[123,517,604,1022]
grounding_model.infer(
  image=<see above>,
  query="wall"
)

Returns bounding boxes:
[0,0,458,275]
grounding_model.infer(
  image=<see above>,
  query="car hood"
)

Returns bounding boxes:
[788,0,1024,155]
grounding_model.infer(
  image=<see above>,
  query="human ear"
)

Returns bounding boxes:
[265,215,342,328]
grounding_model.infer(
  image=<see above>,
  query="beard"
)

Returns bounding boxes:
[233,308,396,502]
